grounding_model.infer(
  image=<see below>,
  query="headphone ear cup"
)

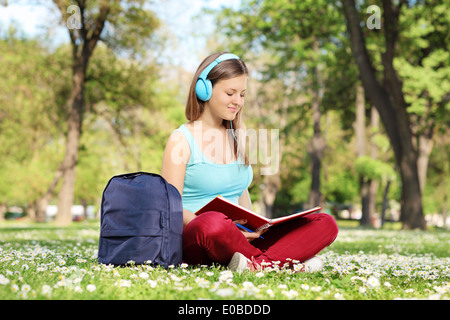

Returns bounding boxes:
[195,78,212,101]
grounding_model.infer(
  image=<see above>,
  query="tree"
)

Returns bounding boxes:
[0,27,68,221]
[354,84,393,227]
[395,1,449,193]
[217,0,346,214]
[51,0,159,225]
[342,0,426,229]
[74,43,158,214]
[354,82,372,226]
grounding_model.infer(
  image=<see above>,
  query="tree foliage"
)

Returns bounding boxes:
[0,1,447,228]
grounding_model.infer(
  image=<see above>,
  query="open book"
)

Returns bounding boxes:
[195,195,321,231]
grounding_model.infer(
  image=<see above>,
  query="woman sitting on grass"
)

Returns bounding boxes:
[161,52,338,272]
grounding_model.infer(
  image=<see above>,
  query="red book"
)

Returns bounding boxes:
[195,195,321,231]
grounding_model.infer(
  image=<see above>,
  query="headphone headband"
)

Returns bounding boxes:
[198,53,240,81]
[195,53,240,101]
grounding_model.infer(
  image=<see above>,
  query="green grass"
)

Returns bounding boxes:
[0,220,448,300]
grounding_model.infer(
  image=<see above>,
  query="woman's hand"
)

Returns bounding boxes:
[233,219,267,242]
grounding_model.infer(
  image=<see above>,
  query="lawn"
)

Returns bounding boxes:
[0,219,448,301]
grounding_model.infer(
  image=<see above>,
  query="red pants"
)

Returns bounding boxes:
[183,211,338,266]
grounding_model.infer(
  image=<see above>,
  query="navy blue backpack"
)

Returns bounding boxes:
[98,172,183,267]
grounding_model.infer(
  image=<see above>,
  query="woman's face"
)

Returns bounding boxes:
[206,74,247,121]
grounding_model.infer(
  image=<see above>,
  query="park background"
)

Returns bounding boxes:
[0,0,448,231]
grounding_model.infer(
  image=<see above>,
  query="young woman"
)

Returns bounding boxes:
[161,52,338,272]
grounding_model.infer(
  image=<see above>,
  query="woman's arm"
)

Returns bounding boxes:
[161,131,196,228]
[236,189,267,241]
[238,188,253,211]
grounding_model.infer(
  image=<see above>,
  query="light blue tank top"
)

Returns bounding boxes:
[173,124,253,213]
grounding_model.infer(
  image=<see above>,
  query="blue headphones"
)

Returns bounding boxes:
[195,53,240,101]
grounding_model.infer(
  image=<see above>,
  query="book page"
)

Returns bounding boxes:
[270,207,321,224]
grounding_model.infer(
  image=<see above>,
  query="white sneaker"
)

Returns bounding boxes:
[303,256,323,272]
[228,252,260,272]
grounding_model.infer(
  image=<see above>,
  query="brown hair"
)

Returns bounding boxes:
[186,52,250,165]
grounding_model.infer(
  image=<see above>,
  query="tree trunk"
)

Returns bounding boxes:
[416,131,434,192]
[262,174,279,219]
[0,204,5,222]
[368,106,379,223]
[355,83,372,226]
[305,38,325,210]
[305,95,324,209]
[35,197,48,223]
[360,178,372,226]
[26,202,36,221]
[342,0,426,230]
[381,178,392,226]
[52,1,109,226]
[55,63,85,226]
[355,84,366,157]
[36,167,64,223]
[81,198,88,220]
